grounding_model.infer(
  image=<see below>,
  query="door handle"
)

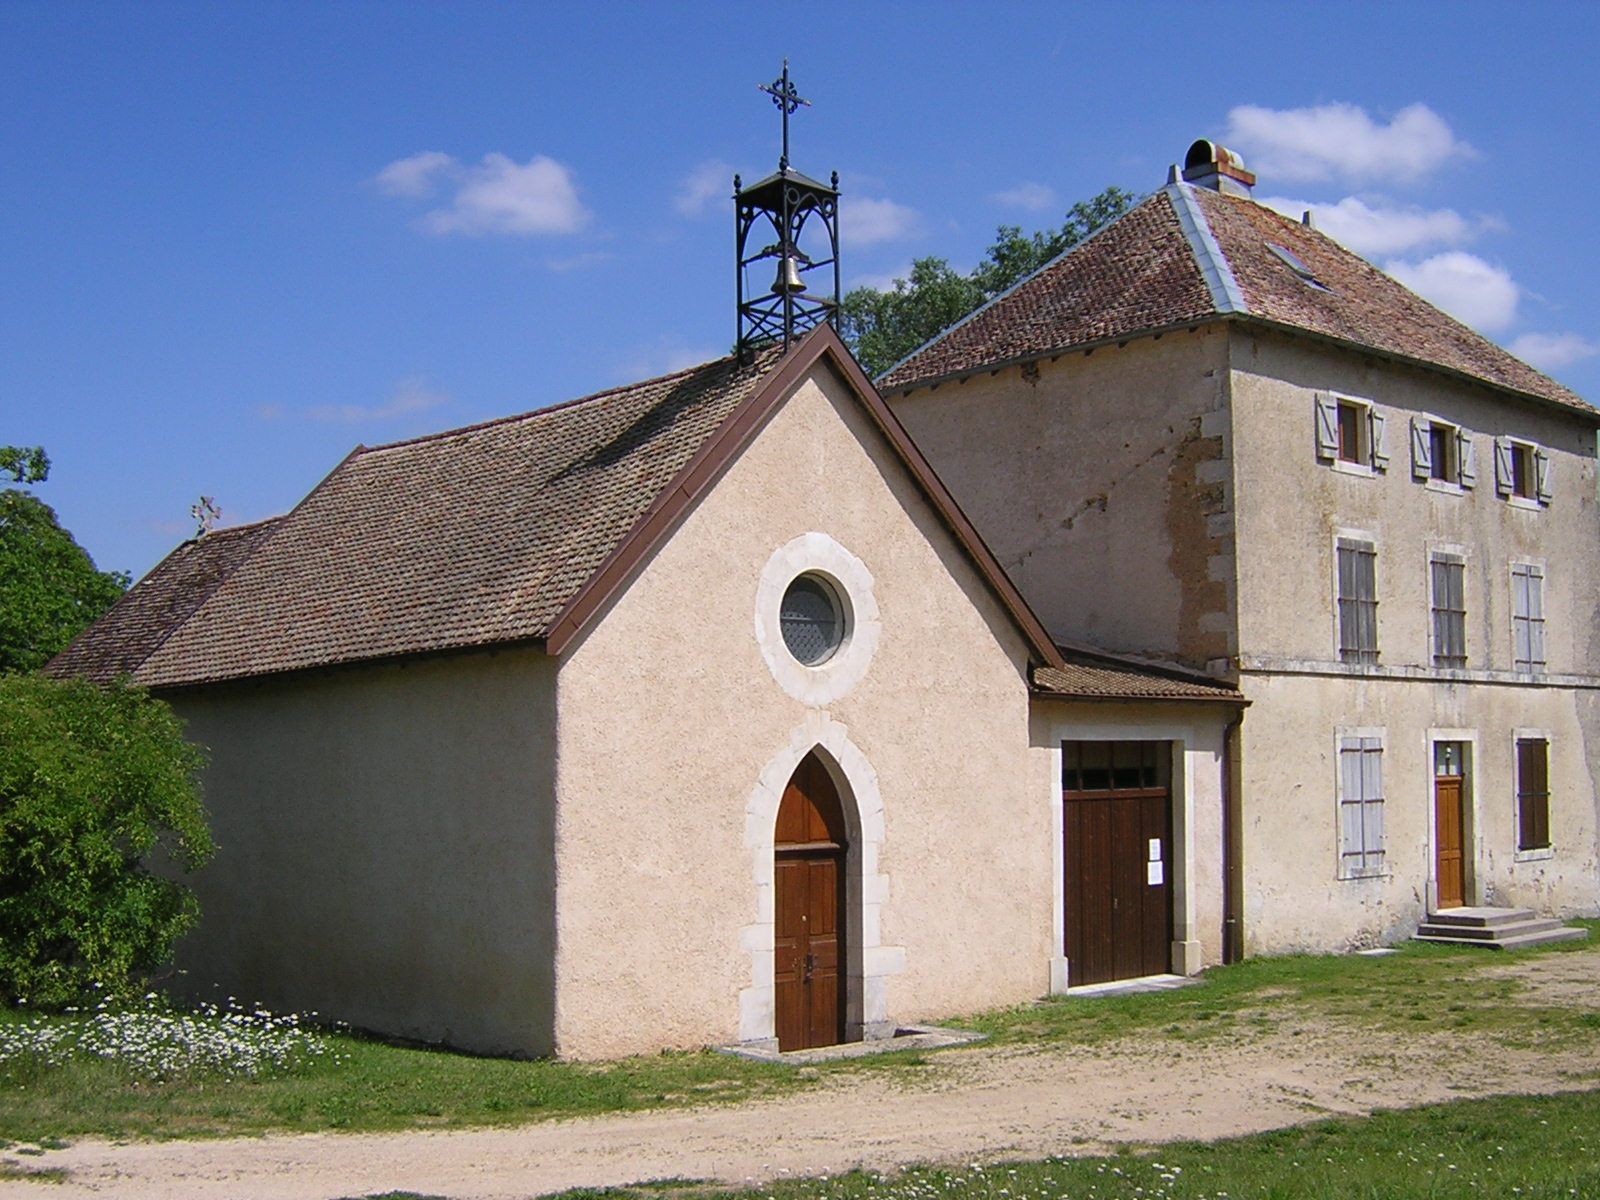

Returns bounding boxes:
[803,952,816,981]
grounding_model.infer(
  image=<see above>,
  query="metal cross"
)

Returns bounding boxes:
[757,59,810,171]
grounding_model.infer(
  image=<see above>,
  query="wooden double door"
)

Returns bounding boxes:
[1062,741,1173,986]
[774,754,847,1052]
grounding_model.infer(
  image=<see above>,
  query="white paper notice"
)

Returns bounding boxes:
[1147,838,1162,861]
[1147,860,1164,886]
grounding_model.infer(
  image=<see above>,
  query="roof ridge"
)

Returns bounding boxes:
[201,514,284,538]
[875,188,1155,382]
[1166,182,1247,315]
[357,349,767,458]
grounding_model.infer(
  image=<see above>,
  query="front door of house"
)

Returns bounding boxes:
[1434,770,1466,911]
[1062,741,1173,986]
[774,753,847,1052]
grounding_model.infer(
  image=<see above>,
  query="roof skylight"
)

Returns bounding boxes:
[1267,242,1331,291]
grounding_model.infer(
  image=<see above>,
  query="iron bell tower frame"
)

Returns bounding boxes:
[735,61,840,363]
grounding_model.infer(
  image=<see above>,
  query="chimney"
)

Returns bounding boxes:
[1180,139,1256,198]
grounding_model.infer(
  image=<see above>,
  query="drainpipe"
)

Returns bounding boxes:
[1221,707,1246,964]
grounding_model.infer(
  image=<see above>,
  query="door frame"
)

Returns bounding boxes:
[1425,729,1478,912]
[739,719,902,1050]
[1047,719,1203,993]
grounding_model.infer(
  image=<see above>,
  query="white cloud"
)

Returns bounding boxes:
[846,197,920,246]
[422,154,589,236]
[375,152,590,236]
[1257,194,1493,258]
[292,379,450,424]
[674,160,734,217]
[1509,332,1600,372]
[990,182,1056,212]
[1384,251,1519,333]
[373,150,455,197]
[1224,102,1475,185]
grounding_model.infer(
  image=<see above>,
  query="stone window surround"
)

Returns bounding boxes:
[1425,726,1480,909]
[1512,726,1555,862]
[1044,718,1207,993]
[737,713,905,1049]
[1333,526,1380,665]
[1335,725,1389,881]
[755,533,881,707]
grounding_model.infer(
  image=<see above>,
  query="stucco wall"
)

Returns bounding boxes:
[886,329,1235,666]
[1239,671,1600,952]
[1228,331,1600,670]
[167,646,558,1056]
[552,363,1051,1059]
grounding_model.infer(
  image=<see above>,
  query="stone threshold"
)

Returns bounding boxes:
[718,1024,986,1065]
[1063,973,1202,998]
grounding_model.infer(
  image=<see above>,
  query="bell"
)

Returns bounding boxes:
[772,255,806,295]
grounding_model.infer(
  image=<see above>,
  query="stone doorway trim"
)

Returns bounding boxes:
[739,713,904,1048]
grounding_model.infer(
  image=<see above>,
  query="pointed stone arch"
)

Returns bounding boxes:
[739,713,904,1048]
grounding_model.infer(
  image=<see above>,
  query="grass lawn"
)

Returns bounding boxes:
[539,1088,1600,1200]
[0,923,1595,1143]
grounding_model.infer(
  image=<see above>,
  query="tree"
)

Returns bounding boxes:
[0,447,129,673]
[839,186,1139,377]
[0,673,212,1007]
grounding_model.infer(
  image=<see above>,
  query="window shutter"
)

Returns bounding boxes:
[1494,438,1515,496]
[1369,410,1389,471]
[1411,417,1432,479]
[1314,394,1339,461]
[1457,430,1476,488]
[1535,446,1553,504]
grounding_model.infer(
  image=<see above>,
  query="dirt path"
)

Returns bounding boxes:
[7,952,1599,1200]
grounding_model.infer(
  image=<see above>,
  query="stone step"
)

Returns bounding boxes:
[1414,925,1588,951]
[1425,906,1537,928]
[1416,917,1564,941]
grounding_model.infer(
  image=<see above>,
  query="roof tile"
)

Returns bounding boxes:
[883,185,1592,416]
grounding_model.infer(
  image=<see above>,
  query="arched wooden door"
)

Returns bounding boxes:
[774,753,847,1052]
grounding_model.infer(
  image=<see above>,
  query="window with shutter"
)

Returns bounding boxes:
[1511,563,1546,672]
[1516,738,1551,851]
[1430,555,1466,668]
[1317,395,1385,471]
[1495,438,1516,496]
[1338,734,1386,878]
[1337,539,1379,664]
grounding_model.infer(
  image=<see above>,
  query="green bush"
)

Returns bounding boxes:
[0,673,212,1007]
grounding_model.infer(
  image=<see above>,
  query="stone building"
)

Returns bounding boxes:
[881,140,1600,957]
[50,327,1243,1058]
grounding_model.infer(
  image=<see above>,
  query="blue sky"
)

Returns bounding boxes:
[5,2,1599,579]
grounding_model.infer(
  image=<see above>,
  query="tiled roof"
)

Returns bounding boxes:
[53,327,1066,690]
[1033,645,1245,704]
[882,185,1593,416]
[74,349,782,689]
[44,518,281,684]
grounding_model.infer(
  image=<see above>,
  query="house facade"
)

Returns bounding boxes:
[881,141,1600,956]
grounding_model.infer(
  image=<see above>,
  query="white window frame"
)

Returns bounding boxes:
[1336,727,1387,880]
[1333,530,1380,665]
[1315,392,1387,476]
[1428,547,1468,669]
[1510,559,1547,674]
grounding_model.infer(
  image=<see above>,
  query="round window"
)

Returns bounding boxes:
[779,573,847,666]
